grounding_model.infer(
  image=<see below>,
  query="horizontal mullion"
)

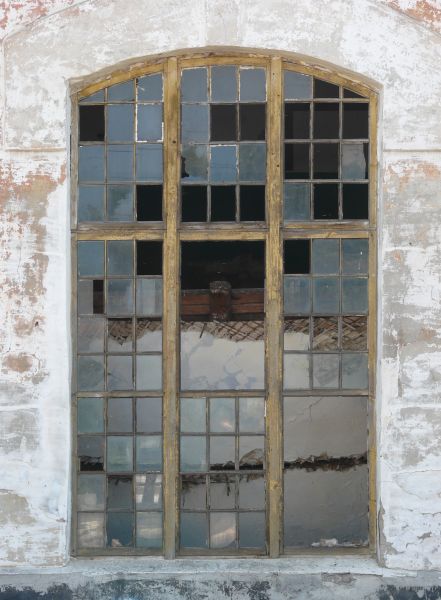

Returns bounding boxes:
[283,228,370,238]
[282,388,368,396]
[284,138,369,143]
[179,230,266,241]
[75,229,164,240]
[76,391,163,397]
[179,390,266,397]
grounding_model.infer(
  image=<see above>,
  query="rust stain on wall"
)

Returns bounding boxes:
[0,1,77,38]
[386,0,441,35]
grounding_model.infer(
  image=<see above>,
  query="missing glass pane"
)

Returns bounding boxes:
[79,105,105,142]
[313,104,339,139]
[343,184,368,219]
[239,104,266,141]
[136,185,163,221]
[211,186,236,221]
[343,104,369,139]
[314,79,339,98]
[136,241,162,275]
[181,185,208,222]
[313,143,339,179]
[313,184,339,219]
[211,105,237,141]
[285,103,310,140]
[284,240,310,274]
[285,143,310,179]
[239,185,265,221]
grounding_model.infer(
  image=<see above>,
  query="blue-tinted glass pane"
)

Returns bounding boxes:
[284,71,312,100]
[342,353,368,389]
[79,146,104,182]
[240,68,266,101]
[313,278,340,314]
[137,104,163,141]
[342,239,368,274]
[181,145,208,181]
[284,183,310,221]
[79,90,105,104]
[107,104,134,142]
[136,435,162,470]
[136,144,163,181]
[181,68,208,102]
[108,80,134,101]
[78,241,104,276]
[284,276,310,314]
[136,355,162,391]
[136,278,162,316]
[107,185,133,221]
[138,73,163,101]
[107,279,134,315]
[210,145,237,182]
[180,513,208,548]
[211,66,237,102]
[312,239,340,274]
[182,105,209,143]
[239,144,266,182]
[78,186,104,222]
[77,356,105,391]
[239,512,265,548]
[107,145,133,182]
[107,436,133,471]
[77,397,104,433]
[107,355,133,391]
[180,436,206,472]
[137,512,162,548]
[107,240,133,276]
[342,278,368,313]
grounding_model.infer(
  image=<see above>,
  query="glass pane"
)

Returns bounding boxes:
[181,68,207,102]
[78,436,104,471]
[284,317,310,350]
[313,278,339,314]
[181,397,206,433]
[239,104,266,141]
[285,103,310,139]
[136,435,162,471]
[211,66,237,102]
[107,436,133,472]
[137,512,162,548]
[136,355,162,390]
[107,145,133,182]
[182,105,209,143]
[342,353,368,389]
[136,144,163,181]
[137,104,162,141]
[107,475,133,510]
[342,278,368,313]
[78,474,105,510]
[209,474,236,509]
[79,145,104,182]
[311,239,339,274]
[78,397,104,433]
[284,71,312,100]
[284,184,310,221]
[284,467,368,547]
[210,397,235,433]
[78,280,93,315]
[239,143,266,182]
[210,436,235,471]
[239,397,264,433]
[136,319,162,352]
[80,90,104,103]
[313,143,339,179]
[78,241,104,276]
[284,276,310,314]
[108,185,133,221]
[77,355,104,391]
[342,316,367,350]
[312,354,339,388]
[107,104,134,142]
[78,513,104,548]
[313,317,338,350]
[107,397,133,432]
[78,317,105,352]
[138,73,163,101]
[210,145,237,182]
[211,105,237,142]
[78,185,104,222]
[283,353,310,389]
[181,475,206,509]
[136,279,162,316]
[238,473,264,509]
[239,512,265,548]
[107,279,133,315]
[107,355,133,391]
[136,474,163,509]
[107,240,133,276]
[107,512,133,547]
[108,80,134,101]
[240,68,265,102]
[136,397,162,433]
[180,436,206,472]
[239,436,264,470]
[108,318,133,352]
[342,239,368,274]
[210,512,236,549]
[181,144,208,181]
[342,143,368,180]
[180,512,208,548]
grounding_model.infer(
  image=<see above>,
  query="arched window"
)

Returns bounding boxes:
[72,53,376,557]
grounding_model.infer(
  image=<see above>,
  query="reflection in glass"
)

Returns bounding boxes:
[239,436,264,470]
[210,436,235,470]
[210,474,236,509]
[107,512,133,547]
[180,436,207,472]
[180,512,208,548]
[136,279,162,317]
[108,185,133,221]
[210,397,235,432]
[342,143,368,180]
[107,436,133,472]
[136,435,162,471]
[136,474,163,509]
[107,145,133,182]
[78,397,104,434]
[283,353,310,390]
[181,475,206,509]
[136,397,162,433]
[107,240,133,276]
[181,397,206,432]
[238,474,265,509]
[78,474,105,510]
[239,397,264,433]
[78,513,104,548]
[137,512,162,548]
[239,512,265,548]
[210,512,236,549]
[107,279,133,315]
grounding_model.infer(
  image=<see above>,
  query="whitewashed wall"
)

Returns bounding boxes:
[0,0,441,571]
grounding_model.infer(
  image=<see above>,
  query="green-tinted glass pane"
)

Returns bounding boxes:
[77,397,104,433]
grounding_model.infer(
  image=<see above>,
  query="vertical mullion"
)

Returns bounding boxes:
[162,57,180,559]
[266,56,283,558]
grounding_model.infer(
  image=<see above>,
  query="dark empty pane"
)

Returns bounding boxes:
[108,318,133,351]
[314,79,339,98]
[107,512,133,547]
[343,184,368,219]
[138,73,163,101]
[313,317,338,350]
[314,103,339,139]
[136,241,162,275]
[211,186,236,221]
[344,88,365,99]
[136,185,162,221]
[342,316,367,350]
[93,280,104,314]
[239,104,266,141]
[180,513,208,548]
[108,185,133,221]
[313,143,339,179]
[108,397,133,433]
[136,397,162,432]
[239,185,265,221]
[181,185,207,222]
[181,68,207,102]
[78,185,105,222]
[313,184,339,219]
[211,105,237,141]
[79,105,104,142]
[108,80,134,101]
[343,104,369,139]
[181,475,206,509]
[285,143,310,179]
[108,476,133,510]
[284,240,310,274]
[211,66,237,102]
[284,103,310,140]
[78,436,104,471]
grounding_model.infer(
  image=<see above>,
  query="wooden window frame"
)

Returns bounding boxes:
[71,52,377,558]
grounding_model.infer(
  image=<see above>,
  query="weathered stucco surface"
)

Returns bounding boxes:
[0,0,441,585]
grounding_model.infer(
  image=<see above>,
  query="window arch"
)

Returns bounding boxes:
[72,53,376,557]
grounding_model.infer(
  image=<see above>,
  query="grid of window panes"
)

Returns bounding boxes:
[180,66,267,223]
[283,237,369,548]
[78,73,164,223]
[76,240,163,551]
[180,396,266,551]
[283,72,369,222]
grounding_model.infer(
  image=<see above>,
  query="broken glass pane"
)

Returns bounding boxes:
[210,436,235,471]
[239,104,265,141]
[136,319,162,352]
[342,316,367,351]
[108,318,133,352]
[181,185,207,221]
[343,104,369,139]
[284,318,310,351]
[342,143,368,180]
[136,474,163,509]
[284,143,309,179]
[313,143,339,179]
[79,105,105,142]
[239,185,265,221]
[342,183,369,220]
[313,184,339,219]
[211,185,236,221]
[78,435,104,471]
[136,279,162,316]
[313,103,339,139]
[285,103,310,140]
[313,317,338,351]
[181,144,208,181]
[211,105,237,142]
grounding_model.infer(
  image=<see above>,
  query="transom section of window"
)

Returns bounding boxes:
[72,55,376,557]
